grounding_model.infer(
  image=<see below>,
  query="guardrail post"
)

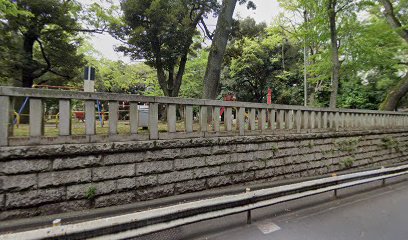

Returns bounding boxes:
[30,98,44,137]
[0,96,12,146]
[246,188,252,224]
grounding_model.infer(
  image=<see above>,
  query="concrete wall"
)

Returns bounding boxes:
[1,129,408,220]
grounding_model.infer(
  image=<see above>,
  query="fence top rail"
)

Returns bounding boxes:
[0,86,407,115]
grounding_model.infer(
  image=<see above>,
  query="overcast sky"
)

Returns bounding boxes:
[80,0,282,62]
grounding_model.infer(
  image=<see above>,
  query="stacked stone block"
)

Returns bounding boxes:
[1,130,408,220]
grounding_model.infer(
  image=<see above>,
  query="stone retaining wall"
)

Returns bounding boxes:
[1,129,408,220]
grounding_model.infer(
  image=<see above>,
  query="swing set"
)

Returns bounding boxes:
[13,84,105,128]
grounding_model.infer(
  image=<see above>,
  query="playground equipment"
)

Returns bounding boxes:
[220,93,236,117]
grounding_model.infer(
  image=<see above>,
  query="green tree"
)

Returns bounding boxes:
[115,0,218,97]
[0,0,90,87]
[223,24,303,104]
[378,0,408,110]
[203,0,255,100]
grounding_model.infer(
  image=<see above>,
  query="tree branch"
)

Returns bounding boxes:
[379,0,408,43]
[199,18,214,40]
[35,39,71,79]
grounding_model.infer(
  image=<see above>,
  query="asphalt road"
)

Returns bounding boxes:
[135,176,408,240]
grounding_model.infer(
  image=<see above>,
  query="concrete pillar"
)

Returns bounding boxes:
[316,112,322,129]
[237,107,245,135]
[296,110,302,133]
[303,111,309,129]
[278,110,285,129]
[85,100,95,135]
[259,109,266,131]
[184,105,193,133]
[225,107,232,132]
[0,96,12,146]
[249,108,256,131]
[149,103,159,139]
[269,110,276,130]
[287,110,294,129]
[130,102,139,134]
[58,99,71,136]
[323,112,328,129]
[310,111,316,129]
[213,107,220,132]
[167,104,177,133]
[200,106,208,132]
[109,101,119,134]
[29,98,44,137]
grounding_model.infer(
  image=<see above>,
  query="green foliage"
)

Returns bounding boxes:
[114,0,218,97]
[335,137,361,153]
[340,157,355,169]
[179,50,208,99]
[0,0,89,87]
[278,0,408,109]
[85,186,97,200]
[222,20,304,104]
[381,137,401,152]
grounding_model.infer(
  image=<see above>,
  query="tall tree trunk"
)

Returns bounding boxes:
[380,74,408,111]
[203,0,237,100]
[379,0,408,43]
[328,0,340,109]
[21,35,36,88]
[379,0,408,110]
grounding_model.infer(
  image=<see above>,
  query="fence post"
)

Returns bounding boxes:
[0,96,12,146]
[213,107,220,132]
[59,99,71,136]
[109,101,119,134]
[238,107,245,135]
[130,102,139,134]
[85,100,95,135]
[167,104,177,133]
[149,103,159,139]
[30,98,44,137]
[225,107,232,132]
[249,108,256,130]
[185,105,193,133]
[200,106,208,132]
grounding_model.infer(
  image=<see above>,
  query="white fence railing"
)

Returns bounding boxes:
[1,86,408,146]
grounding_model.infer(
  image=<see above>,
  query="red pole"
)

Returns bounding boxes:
[267,88,272,104]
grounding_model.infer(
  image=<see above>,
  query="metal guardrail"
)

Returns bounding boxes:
[1,164,408,240]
